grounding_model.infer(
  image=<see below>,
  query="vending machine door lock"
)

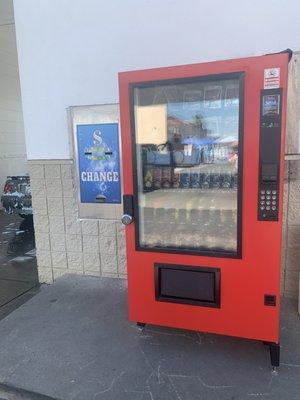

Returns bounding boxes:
[122,195,134,225]
[121,214,133,225]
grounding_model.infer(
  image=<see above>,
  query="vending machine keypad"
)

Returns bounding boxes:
[258,89,282,221]
[259,187,278,220]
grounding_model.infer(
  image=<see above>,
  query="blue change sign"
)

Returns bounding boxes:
[76,123,121,204]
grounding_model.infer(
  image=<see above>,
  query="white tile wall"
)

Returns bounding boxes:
[29,161,126,284]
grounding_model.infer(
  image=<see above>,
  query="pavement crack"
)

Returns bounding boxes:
[167,375,183,400]
[144,328,200,344]
[93,372,121,398]
[124,389,154,400]
[281,362,300,367]
[198,376,233,389]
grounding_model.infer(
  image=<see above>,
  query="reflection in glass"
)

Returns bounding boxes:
[133,77,241,253]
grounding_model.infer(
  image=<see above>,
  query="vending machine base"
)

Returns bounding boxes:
[264,341,280,369]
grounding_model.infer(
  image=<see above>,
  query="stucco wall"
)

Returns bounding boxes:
[286,54,300,154]
[0,22,27,192]
[282,160,300,297]
[13,0,300,160]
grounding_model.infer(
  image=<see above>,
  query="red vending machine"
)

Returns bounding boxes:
[118,52,290,367]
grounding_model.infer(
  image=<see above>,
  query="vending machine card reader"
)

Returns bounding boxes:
[119,52,289,368]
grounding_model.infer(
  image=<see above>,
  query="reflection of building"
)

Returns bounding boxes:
[167,116,184,136]
[167,115,209,141]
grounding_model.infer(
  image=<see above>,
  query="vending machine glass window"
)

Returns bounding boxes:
[132,75,243,256]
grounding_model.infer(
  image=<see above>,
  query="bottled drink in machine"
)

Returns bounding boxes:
[143,207,155,236]
[162,167,172,188]
[200,173,210,189]
[190,209,200,225]
[172,170,180,188]
[221,172,231,188]
[190,209,202,236]
[190,172,200,188]
[156,207,166,223]
[180,170,190,188]
[143,207,155,222]
[177,209,187,225]
[231,173,238,188]
[210,172,221,188]
[153,167,162,189]
[143,166,153,192]
[166,208,176,224]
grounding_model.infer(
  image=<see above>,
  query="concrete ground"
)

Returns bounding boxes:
[0,383,56,400]
[0,210,39,320]
[0,275,299,400]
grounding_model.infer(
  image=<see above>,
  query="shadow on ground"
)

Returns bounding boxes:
[0,210,39,321]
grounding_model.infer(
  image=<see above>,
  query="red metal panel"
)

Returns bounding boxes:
[118,53,289,343]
